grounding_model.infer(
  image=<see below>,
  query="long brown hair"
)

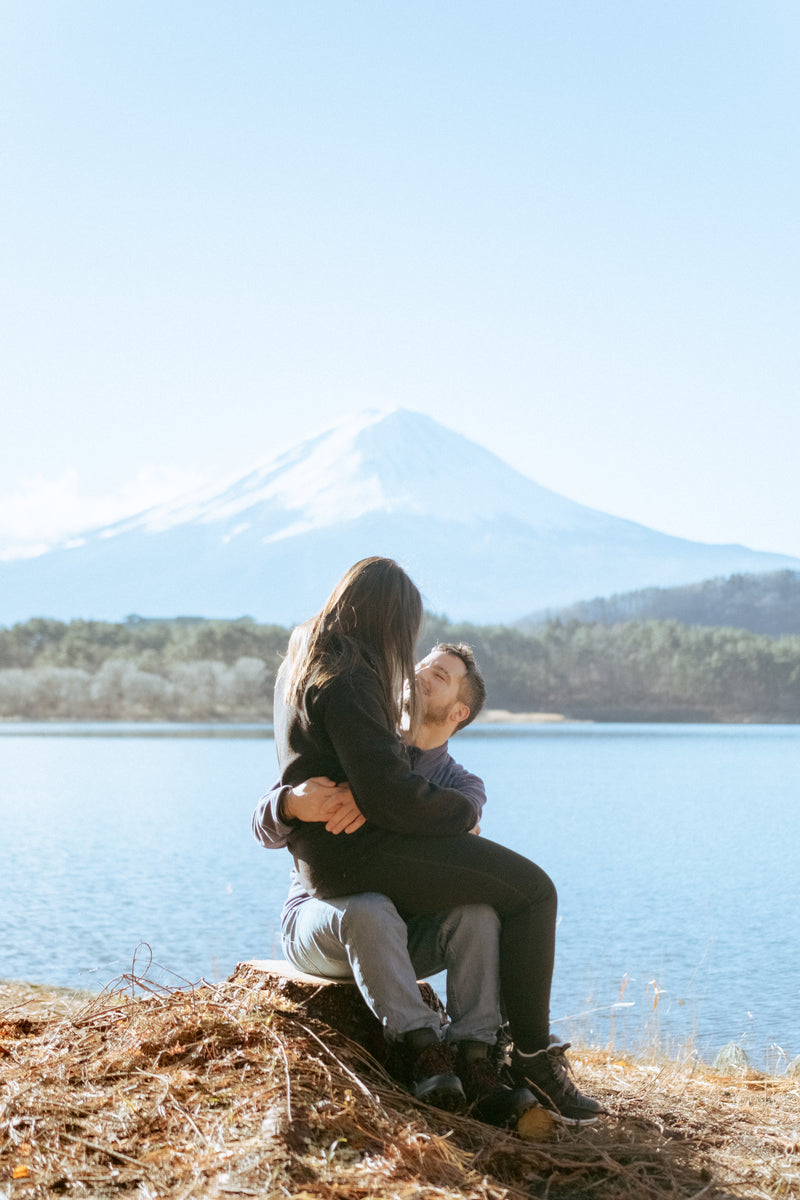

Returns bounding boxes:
[279,557,423,734]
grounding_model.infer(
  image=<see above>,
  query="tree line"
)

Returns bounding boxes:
[522,570,800,638]
[1,614,799,723]
[421,615,800,722]
[0,618,286,721]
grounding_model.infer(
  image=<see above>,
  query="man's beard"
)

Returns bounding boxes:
[402,686,450,731]
[420,699,453,726]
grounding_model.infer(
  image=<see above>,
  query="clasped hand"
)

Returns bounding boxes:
[286,776,366,834]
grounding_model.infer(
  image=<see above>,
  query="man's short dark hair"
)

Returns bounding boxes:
[432,642,486,732]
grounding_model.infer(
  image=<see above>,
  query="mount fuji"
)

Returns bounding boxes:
[2,408,799,626]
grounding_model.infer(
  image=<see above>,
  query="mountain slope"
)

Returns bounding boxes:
[520,569,800,637]
[2,408,799,625]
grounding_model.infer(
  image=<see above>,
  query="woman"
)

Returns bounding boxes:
[273,556,602,1122]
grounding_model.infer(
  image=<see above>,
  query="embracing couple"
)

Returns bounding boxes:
[253,556,603,1127]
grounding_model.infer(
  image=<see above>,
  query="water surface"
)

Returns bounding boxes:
[1,722,797,1070]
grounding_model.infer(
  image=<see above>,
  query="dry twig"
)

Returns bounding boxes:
[1,964,798,1200]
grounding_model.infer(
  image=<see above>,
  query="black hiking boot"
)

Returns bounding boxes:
[509,1042,605,1124]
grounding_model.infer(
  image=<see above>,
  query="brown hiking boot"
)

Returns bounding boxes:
[409,1041,466,1111]
[458,1050,537,1127]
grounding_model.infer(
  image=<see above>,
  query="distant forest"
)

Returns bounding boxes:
[2,606,800,723]
[523,570,800,638]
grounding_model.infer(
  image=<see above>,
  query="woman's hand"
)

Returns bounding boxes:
[321,783,366,834]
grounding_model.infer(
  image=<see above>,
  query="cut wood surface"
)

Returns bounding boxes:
[242,958,358,987]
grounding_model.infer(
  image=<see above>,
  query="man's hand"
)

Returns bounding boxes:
[283,777,366,834]
[282,776,339,822]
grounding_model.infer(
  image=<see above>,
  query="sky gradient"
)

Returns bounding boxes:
[3,2,799,562]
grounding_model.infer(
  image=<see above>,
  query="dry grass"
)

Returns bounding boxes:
[1,964,798,1199]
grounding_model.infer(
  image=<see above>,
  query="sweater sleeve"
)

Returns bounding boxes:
[251,781,295,849]
[441,761,486,820]
[316,672,479,835]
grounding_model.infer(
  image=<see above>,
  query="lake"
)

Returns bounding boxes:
[1,722,797,1073]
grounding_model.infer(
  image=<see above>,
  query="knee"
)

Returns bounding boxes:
[447,903,501,939]
[525,862,558,909]
[340,893,405,939]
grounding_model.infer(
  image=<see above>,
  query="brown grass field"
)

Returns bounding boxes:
[1,965,798,1199]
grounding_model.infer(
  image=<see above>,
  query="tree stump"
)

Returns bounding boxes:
[237,958,446,1066]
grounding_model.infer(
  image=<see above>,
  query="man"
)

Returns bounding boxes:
[253,642,534,1123]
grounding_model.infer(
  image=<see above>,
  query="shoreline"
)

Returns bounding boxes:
[3,710,796,729]
[479,708,573,723]
[0,978,96,1021]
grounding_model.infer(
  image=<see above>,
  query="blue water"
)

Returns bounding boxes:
[1,723,797,1071]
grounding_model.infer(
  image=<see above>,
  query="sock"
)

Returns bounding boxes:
[404,1027,440,1052]
[457,1039,490,1063]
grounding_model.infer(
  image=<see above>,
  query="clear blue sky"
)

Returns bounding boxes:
[2,1,799,559]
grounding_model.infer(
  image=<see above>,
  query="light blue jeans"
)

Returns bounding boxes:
[281,892,501,1044]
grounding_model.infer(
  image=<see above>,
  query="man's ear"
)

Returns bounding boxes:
[449,702,470,728]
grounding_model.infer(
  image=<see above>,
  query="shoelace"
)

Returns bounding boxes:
[544,1044,584,1099]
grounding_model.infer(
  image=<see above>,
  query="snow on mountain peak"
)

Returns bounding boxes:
[249,407,595,538]
[79,406,622,547]
[4,406,800,626]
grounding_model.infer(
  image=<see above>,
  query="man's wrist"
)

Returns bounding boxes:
[278,787,295,822]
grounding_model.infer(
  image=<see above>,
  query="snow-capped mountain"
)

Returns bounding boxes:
[3,407,799,625]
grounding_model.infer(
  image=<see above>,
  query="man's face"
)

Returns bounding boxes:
[414,650,468,726]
